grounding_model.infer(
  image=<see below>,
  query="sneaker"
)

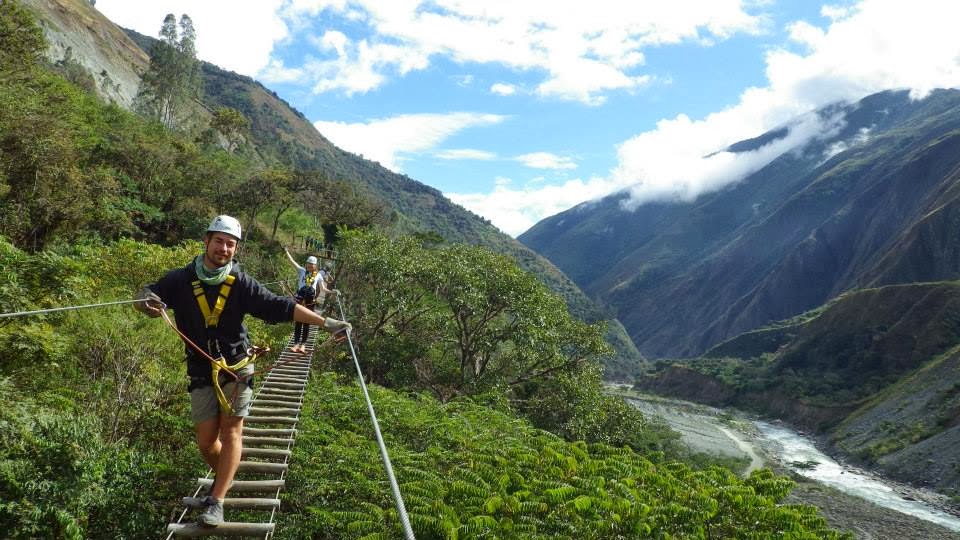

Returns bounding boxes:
[197,498,224,527]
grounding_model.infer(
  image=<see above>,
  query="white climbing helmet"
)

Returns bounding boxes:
[306,256,318,264]
[206,215,242,240]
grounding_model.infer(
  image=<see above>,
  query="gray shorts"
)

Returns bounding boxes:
[190,364,254,424]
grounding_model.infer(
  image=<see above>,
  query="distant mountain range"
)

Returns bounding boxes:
[521,88,960,359]
[521,87,960,492]
[21,0,644,377]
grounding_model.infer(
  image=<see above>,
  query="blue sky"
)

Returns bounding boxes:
[95,1,960,236]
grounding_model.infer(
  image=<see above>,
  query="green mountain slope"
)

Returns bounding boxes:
[522,89,960,358]
[638,281,960,494]
[20,0,644,377]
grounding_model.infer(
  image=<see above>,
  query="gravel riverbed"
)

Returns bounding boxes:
[615,390,960,540]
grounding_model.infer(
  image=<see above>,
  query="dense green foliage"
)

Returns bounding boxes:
[335,231,667,452]
[0,5,849,537]
[278,372,850,539]
[0,237,293,537]
[0,236,849,538]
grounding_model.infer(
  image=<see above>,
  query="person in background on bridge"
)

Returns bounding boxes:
[283,248,337,353]
[134,215,352,527]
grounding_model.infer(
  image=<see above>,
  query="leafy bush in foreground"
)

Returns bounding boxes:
[279,373,850,539]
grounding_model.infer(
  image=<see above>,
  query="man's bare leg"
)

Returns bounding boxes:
[211,415,244,499]
[195,416,222,470]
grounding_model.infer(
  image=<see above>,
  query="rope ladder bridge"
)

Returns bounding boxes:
[0,283,415,539]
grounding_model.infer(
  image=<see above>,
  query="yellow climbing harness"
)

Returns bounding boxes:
[192,274,236,328]
[209,351,258,415]
[192,274,255,413]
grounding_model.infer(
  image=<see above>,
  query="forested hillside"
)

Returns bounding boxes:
[120,20,645,379]
[0,2,855,537]
[521,89,960,359]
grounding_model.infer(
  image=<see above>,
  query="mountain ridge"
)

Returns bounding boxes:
[522,89,960,358]
[19,0,644,376]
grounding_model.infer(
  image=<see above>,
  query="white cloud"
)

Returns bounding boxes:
[260,59,305,83]
[490,83,517,96]
[448,176,617,237]
[313,112,506,171]
[434,149,497,160]
[515,152,577,170]
[609,0,960,208]
[617,111,845,209]
[279,0,765,103]
[447,0,960,234]
[95,0,288,76]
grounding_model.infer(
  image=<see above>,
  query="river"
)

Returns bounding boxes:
[619,391,960,537]
[756,420,960,533]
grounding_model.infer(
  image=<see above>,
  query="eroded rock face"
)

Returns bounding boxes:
[23,0,148,108]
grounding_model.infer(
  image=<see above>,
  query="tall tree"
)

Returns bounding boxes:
[135,13,202,130]
[209,107,249,153]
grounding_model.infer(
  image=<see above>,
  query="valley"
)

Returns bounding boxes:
[612,389,960,540]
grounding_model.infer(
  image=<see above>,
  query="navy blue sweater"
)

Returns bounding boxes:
[148,261,296,377]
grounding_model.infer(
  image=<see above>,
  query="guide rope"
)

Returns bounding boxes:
[0,298,150,319]
[335,294,416,540]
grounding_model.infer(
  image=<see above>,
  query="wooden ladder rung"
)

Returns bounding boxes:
[237,460,288,473]
[181,497,280,509]
[243,436,295,446]
[167,521,275,537]
[243,427,296,436]
[242,447,292,459]
[253,394,303,407]
[269,368,310,374]
[254,399,300,407]
[196,478,284,492]
[261,381,306,389]
[255,387,302,396]
[250,406,300,416]
[245,416,298,425]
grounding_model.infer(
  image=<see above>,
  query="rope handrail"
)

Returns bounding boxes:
[0,279,291,319]
[336,295,416,540]
[0,298,149,319]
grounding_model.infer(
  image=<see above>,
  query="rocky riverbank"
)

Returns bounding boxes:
[612,389,960,540]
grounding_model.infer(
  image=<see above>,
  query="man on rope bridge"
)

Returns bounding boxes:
[283,247,338,353]
[133,215,352,527]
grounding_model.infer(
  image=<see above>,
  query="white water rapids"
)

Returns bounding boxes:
[620,392,960,533]
[756,420,960,532]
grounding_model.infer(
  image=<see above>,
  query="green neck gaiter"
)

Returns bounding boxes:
[194,255,232,285]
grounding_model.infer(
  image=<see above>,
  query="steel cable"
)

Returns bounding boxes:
[0,298,150,319]
[335,295,416,540]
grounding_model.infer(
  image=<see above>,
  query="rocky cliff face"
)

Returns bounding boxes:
[23,0,147,107]
[831,347,960,493]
